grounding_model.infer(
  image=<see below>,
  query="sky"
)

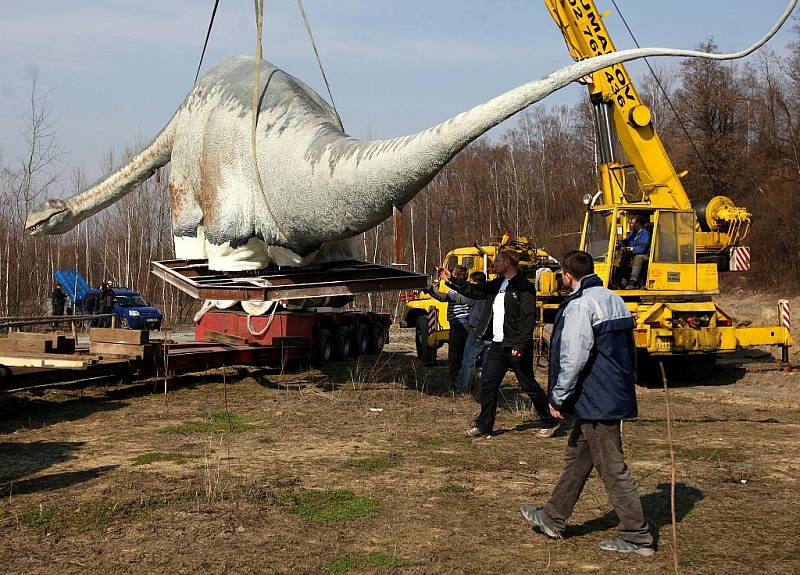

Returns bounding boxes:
[0,0,796,186]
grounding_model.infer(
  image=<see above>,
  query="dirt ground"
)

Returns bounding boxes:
[1,299,800,574]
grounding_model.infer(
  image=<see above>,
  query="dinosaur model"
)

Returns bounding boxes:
[26,1,795,271]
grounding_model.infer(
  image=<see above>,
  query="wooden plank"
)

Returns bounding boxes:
[90,328,149,345]
[0,352,95,369]
[89,341,162,359]
[5,331,65,340]
[0,339,52,353]
[204,330,251,346]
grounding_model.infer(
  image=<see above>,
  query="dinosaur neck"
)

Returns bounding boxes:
[66,120,176,226]
[321,0,793,228]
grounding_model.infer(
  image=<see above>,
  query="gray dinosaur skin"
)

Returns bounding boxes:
[25,0,795,271]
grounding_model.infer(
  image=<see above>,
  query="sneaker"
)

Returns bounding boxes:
[464,426,490,438]
[537,421,561,438]
[519,505,562,539]
[599,536,655,557]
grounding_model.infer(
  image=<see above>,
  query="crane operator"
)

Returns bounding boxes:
[619,215,650,289]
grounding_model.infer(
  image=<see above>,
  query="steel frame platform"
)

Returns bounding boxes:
[151,258,427,301]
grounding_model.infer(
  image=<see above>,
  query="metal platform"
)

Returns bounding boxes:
[151,258,428,301]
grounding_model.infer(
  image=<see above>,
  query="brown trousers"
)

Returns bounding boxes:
[543,420,653,545]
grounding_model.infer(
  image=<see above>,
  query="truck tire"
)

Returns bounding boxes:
[367,322,386,354]
[332,326,351,360]
[314,328,333,366]
[415,316,437,366]
[351,323,369,356]
[120,317,129,329]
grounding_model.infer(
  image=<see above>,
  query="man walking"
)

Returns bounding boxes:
[520,250,654,556]
[441,249,558,438]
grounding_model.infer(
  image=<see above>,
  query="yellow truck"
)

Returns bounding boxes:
[400,0,792,379]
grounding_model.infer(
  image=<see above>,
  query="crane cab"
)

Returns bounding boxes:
[581,206,719,295]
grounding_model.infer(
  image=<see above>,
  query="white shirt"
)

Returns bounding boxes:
[492,278,509,343]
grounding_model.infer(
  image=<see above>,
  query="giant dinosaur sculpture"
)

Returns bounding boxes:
[26,1,796,271]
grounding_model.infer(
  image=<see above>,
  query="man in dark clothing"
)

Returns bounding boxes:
[427,270,489,394]
[440,249,558,437]
[520,250,654,557]
[98,281,115,328]
[51,285,66,316]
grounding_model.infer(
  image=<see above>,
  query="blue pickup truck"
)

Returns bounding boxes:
[55,270,163,330]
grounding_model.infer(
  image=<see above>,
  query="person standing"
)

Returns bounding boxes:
[98,281,115,328]
[427,270,489,394]
[441,249,558,438]
[443,265,470,389]
[520,250,654,556]
[51,285,66,316]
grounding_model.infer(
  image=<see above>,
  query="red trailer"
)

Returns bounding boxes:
[0,259,426,391]
[195,308,390,365]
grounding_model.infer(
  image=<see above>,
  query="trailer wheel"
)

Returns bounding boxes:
[0,365,11,385]
[367,322,386,354]
[332,326,351,360]
[314,328,333,366]
[415,316,437,366]
[351,324,369,356]
[638,353,717,386]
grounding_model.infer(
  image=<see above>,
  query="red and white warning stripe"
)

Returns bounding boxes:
[779,299,791,331]
[427,306,439,334]
[730,246,751,271]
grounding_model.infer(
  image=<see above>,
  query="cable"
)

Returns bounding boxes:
[296,0,343,130]
[250,0,293,247]
[610,0,717,192]
[194,0,221,84]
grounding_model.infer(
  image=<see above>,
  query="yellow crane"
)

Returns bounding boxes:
[401,0,792,379]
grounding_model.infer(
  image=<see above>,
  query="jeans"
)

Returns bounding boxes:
[448,321,469,386]
[455,327,489,393]
[543,420,653,545]
[475,341,553,433]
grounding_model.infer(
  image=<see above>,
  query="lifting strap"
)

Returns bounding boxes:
[296,0,343,130]
[194,0,221,84]
[250,0,291,245]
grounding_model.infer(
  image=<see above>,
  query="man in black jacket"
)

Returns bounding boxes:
[98,281,115,328]
[441,249,558,437]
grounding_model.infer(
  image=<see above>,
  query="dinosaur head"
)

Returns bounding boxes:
[25,199,73,235]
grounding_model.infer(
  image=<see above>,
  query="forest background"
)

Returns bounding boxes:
[2,34,800,324]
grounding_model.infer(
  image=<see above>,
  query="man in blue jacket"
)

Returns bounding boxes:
[620,214,650,289]
[520,250,654,556]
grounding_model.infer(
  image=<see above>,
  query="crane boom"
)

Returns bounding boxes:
[545,0,752,254]
[545,0,693,209]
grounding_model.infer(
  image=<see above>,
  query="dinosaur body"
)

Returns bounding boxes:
[25,1,796,271]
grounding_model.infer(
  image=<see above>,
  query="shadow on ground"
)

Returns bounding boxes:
[0,441,118,495]
[567,482,704,546]
[1,464,119,497]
